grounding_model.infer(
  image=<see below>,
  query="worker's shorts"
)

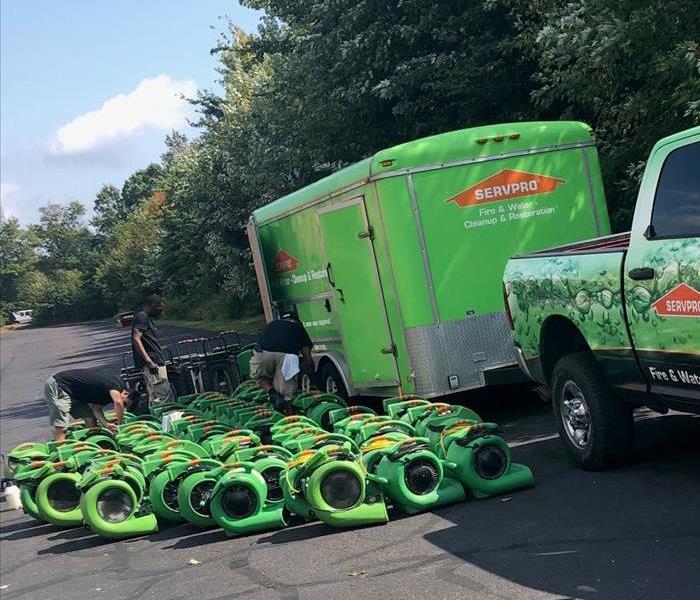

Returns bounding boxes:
[249,351,298,400]
[44,376,92,428]
[142,365,175,409]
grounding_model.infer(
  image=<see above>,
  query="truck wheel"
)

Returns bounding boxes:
[552,352,633,470]
[320,363,348,399]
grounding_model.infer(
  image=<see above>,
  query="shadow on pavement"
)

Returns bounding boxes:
[37,534,113,555]
[257,521,339,546]
[0,399,48,421]
[164,528,230,549]
[424,413,700,600]
[0,522,60,541]
[0,517,47,534]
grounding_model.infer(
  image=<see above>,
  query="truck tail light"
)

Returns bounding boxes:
[503,284,514,330]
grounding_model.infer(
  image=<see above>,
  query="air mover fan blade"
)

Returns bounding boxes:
[404,458,439,496]
[474,445,507,480]
[97,488,134,523]
[189,481,215,516]
[47,479,81,512]
[320,471,361,510]
[221,484,258,519]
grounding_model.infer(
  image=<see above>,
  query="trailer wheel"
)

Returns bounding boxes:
[319,363,348,399]
[552,352,633,470]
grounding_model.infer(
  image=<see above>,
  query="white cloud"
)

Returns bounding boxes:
[50,75,197,155]
[1,182,21,219]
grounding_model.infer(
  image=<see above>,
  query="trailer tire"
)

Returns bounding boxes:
[552,352,633,470]
[319,363,348,399]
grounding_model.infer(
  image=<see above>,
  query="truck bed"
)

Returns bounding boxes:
[513,231,630,259]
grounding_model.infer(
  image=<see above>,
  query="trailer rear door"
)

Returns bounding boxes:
[318,198,399,387]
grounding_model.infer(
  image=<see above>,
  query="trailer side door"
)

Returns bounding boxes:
[318,197,399,387]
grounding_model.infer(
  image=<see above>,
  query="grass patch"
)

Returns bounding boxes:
[160,313,265,335]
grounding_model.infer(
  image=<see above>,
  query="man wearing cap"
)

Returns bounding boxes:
[44,368,132,443]
[250,313,314,411]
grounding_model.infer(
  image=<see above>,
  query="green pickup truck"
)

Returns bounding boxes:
[504,126,700,469]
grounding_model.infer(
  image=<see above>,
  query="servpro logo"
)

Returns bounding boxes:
[273,250,299,273]
[447,169,566,207]
[652,283,700,317]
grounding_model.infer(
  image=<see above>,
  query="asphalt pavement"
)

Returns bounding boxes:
[1,322,699,600]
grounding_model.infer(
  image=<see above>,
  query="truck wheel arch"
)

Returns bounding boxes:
[539,315,591,384]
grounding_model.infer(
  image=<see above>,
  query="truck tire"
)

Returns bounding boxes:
[551,352,633,470]
[320,362,348,399]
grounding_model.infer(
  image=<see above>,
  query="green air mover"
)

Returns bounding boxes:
[201,429,256,455]
[25,447,111,527]
[383,397,430,422]
[77,459,157,539]
[13,460,52,522]
[132,438,209,459]
[209,450,291,536]
[36,471,83,526]
[271,415,319,433]
[359,434,465,514]
[65,427,118,450]
[148,458,223,524]
[408,404,482,439]
[177,464,226,528]
[281,444,388,528]
[235,345,256,381]
[285,432,360,454]
[291,392,347,431]
[438,422,535,498]
[272,424,325,447]
[208,433,261,461]
[240,410,284,443]
[4,442,50,480]
[328,406,377,429]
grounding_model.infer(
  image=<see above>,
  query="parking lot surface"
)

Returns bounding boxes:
[1,322,699,600]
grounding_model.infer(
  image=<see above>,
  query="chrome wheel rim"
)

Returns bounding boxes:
[300,374,311,393]
[560,380,591,448]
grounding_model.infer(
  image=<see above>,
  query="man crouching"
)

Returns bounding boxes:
[250,312,314,412]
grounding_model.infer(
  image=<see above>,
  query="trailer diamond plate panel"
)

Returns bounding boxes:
[404,312,517,396]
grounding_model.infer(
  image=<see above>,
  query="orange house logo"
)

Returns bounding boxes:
[447,169,566,207]
[652,283,700,317]
[273,250,299,273]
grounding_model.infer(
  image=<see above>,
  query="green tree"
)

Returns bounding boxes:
[30,201,95,272]
[95,202,164,311]
[121,163,165,212]
[91,184,125,238]
[0,218,38,310]
[496,0,700,228]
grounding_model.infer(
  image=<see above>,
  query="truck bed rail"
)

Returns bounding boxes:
[513,231,630,259]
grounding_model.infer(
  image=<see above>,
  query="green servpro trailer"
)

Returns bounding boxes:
[247,121,610,398]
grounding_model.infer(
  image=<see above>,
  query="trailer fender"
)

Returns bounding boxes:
[312,352,354,396]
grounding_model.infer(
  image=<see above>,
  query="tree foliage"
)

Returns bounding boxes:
[2,0,698,325]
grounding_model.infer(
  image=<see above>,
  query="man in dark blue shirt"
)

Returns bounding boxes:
[250,313,314,411]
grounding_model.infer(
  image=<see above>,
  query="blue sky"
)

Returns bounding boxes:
[1,0,261,223]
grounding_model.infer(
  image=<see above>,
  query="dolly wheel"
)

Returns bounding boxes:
[320,363,348,399]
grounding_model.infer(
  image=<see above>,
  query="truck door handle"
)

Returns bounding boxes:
[326,262,335,287]
[628,267,655,281]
